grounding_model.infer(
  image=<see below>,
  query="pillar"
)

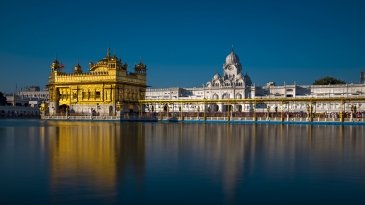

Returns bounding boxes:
[218,103,223,113]
[253,102,257,122]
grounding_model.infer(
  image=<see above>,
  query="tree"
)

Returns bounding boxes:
[313,76,346,85]
[0,92,7,106]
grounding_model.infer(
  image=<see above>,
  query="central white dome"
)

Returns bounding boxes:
[225,50,240,65]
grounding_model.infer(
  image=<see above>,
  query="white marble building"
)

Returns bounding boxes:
[146,49,365,114]
[6,86,49,107]
[146,49,253,112]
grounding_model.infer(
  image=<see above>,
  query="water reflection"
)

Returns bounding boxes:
[16,120,364,204]
[144,123,365,203]
[42,121,145,204]
[144,123,252,203]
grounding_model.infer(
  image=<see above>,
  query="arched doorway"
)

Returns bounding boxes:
[223,105,233,112]
[129,104,135,113]
[58,104,69,115]
[163,104,169,112]
[109,106,113,116]
[210,104,219,112]
[222,93,230,99]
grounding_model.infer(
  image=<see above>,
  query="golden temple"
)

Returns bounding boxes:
[46,48,147,116]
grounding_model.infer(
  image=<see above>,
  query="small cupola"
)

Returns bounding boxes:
[74,63,82,74]
[134,61,147,75]
[51,59,63,71]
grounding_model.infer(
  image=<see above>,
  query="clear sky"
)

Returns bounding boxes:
[0,0,364,93]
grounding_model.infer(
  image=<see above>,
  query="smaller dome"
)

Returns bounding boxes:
[52,59,60,65]
[74,64,82,74]
[51,59,63,71]
[236,73,242,79]
[135,62,146,70]
[213,73,221,80]
[135,61,147,75]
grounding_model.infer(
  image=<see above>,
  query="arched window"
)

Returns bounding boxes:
[222,93,230,99]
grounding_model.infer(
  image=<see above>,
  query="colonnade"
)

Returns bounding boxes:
[139,97,365,122]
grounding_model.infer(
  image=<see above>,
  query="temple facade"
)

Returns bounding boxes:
[47,49,147,116]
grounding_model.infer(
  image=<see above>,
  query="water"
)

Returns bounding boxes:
[0,119,365,204]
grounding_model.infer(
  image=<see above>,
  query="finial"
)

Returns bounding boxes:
[107,48,111,58]
[231,44,234,52]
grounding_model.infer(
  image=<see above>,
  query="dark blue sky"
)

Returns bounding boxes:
[1,0,365,92]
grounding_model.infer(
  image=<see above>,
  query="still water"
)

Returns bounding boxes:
[0,119,365,204]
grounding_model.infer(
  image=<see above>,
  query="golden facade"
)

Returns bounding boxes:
[47,49,147,116]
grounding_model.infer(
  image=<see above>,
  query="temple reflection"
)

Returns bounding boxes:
[44,121,146,203]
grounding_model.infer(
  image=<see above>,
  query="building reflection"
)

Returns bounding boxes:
[144,123,254,203]
[36,120,365,203]
[115,122,145,187]
[144,122,365,202]
[45,121,145,203]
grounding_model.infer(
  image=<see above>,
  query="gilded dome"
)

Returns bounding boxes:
[51,59,59,69]
[74,63,82,74]
[50,59,64,71]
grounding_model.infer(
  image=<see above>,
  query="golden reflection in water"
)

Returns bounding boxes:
[42,121,146,201]
[47,121,119,195]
